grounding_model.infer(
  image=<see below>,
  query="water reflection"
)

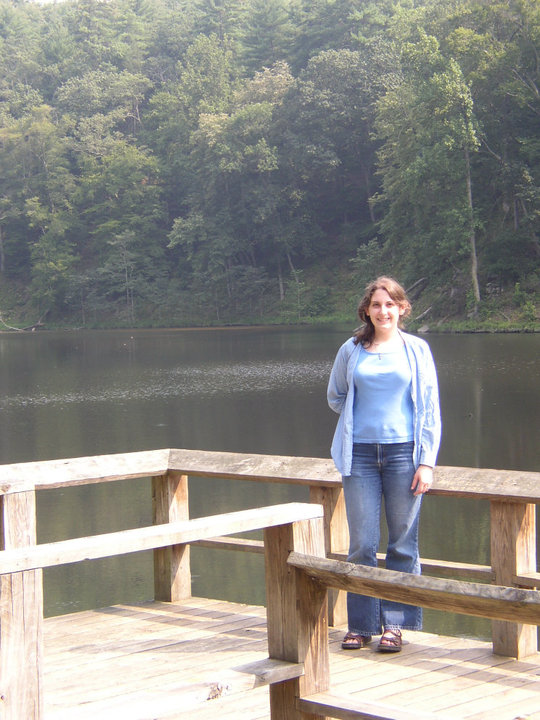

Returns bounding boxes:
[0,328,538,641]
[0,360,331,407]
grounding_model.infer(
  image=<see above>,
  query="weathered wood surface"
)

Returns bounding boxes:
[42,597,540,720]
[0,449,171,494]
[287,552,540,626]
[195,535,266,553]
[311,484,349,627]
[194,538,494,582]
[152,471,191,602]
[235,658,304,686]
[297,691,444,719]
[330,550,494,582]
[0,503,323,575]
[431,465,540,502]
[1,448,540,502]
[490,500,537,657]
[264,516,329,718]
[517,571,540,588]
[0,491,43,720]
[169,448,340,487]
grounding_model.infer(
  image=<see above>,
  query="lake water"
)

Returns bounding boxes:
[0,327,538,639]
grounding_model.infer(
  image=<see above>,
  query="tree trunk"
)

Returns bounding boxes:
[464,145,481,312]
[0,225,5,274]
[277,259,284,301]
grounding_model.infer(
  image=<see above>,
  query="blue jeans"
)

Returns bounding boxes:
[342,442,422,636]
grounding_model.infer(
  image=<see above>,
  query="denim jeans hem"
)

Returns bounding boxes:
[350,624,422,635]
[384,623,422,632]
[349,626,381,636]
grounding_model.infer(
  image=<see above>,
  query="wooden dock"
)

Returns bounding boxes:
[43,596,540,720]
[3,449,540,719]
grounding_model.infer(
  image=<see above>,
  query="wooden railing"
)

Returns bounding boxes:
[1,449,539,719]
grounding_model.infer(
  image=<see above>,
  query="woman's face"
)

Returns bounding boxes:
[366,288,405,334]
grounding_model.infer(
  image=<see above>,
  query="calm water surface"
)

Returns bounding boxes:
[0,327,538,638]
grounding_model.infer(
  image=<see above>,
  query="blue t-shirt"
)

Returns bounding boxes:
[352,345,414,443]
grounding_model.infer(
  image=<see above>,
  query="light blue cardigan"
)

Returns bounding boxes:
[327,331,441,476]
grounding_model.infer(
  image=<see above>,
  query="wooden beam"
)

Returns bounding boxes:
[194,536,265,553]
[328,551,494,582]
[152,471,190,602]
[287,552,540,625]
[431,466,540,502]
[0,449,170,494]
[515,572,540,589]
[491,501,537,657]
[265,517,329,719]
[0,503,323,575]
[0,491,43,720]
[168,448,340,487]
[193,542,493,584]
[311,484,348,627]
[233,658,304,686]
[298,692,442,720]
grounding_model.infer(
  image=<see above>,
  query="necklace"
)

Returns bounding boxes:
[369,335,401,359]
[371,341,382,359]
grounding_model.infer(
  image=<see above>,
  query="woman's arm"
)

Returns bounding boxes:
[415,341,442,469]
[327,341,352,414]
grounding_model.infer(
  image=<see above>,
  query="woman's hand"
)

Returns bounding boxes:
[411,464,433,496]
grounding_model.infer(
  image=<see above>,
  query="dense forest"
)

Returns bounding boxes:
[0,0,539,329]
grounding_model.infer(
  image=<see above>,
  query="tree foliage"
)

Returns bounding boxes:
[0,0,538,326]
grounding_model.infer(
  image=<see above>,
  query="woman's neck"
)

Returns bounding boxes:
[372,329,400,345]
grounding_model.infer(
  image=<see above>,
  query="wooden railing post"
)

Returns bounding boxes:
[490,501,537,658]
[264,513,329,719]
[310,485,348,627]
[152,471,191,601]
[0,490,43,719]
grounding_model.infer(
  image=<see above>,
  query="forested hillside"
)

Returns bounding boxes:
[0,0,539,329]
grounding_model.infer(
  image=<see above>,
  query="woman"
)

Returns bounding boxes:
[327,276,441,652]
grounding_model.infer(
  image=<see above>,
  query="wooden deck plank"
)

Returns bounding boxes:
[380,656,527,709]
[44,603,269,707]
[44,598,266,646]
[184,684,272,720]
[45,606,267,676]
[330,636,491,696]
[42,598,540,720]
[463,686,540,720]
[401,655,539,712]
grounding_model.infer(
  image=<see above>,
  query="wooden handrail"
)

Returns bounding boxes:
[0,449,171,494]
[1,448,540,503]
[0,503,323,575]
[287,552,540,625]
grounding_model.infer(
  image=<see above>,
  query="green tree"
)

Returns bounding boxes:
[0,104,77,309]
[241,0,296,74]
[166,62,298,318]
[374,32,481,308]
[449,0,540,286]
[55,68,152,136]
[278,48,383,260]
[193,0,247,45]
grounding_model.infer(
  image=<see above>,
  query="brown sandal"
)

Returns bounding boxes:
[377,628,402,653]
[342,632,372,650]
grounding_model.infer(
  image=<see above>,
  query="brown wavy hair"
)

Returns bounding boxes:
[353,276,411,346]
